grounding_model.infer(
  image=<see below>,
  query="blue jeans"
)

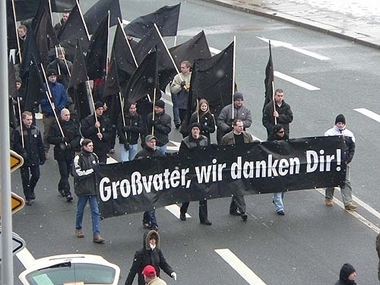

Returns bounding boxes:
[156,145,167,155]
[143,210,158,228]
[119,143,138,162]
[273,192,284,212]
[76,195,101,237]
[171,93,180,125]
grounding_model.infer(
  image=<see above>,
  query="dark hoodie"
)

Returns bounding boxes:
[125,230,174,285]
[335,263,357,285]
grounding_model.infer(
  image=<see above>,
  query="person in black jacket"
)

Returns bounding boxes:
[73,139,105,244]
[125,230,176,285]
[147,100,171,155]
[179,122,212,225]
[81,101,113,164]
[188,99,215,141]
[335,263,357,285]
[262,88,293,139]
[13,111,45,205]
[117,102,145,162]
[135,135,165,230]
[47,108,81,201]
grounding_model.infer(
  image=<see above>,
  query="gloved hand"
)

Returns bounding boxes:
[123,142,129,151]
[150,119,157,126]
[180,81,186,87]
[65,143,72,150]
[171,272,177,281]
[123,125,131,132]
[62,136,70,142]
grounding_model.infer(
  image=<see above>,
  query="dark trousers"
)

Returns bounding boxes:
[230,196,246,214]
[20,165,40,200]
[181,200,208,222]
[57,159,73,195]
[179,109,187,123]
[143,210,158,228]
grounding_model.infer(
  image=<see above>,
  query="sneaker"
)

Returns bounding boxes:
[76,229,84,238]
[25,199,33,206]
[93,235,105,244]
[230,210,241,216]
[277,210,285,216]
[175,123,181,129]
[30,192,36,200]
[200,219,212,225]
[143,223,151,228]
[180,212,186,221]
[59,189,66,197]
[241,213,248,221]
[66,194,73,202]
[325,199,333,207]
[345,203,357,211]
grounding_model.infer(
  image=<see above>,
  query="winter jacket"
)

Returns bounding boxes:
[47,119,81,160]
[262,100,293,137]
[221,130,254,145]
[334,263,357,285]
[325,125,355,164]
[14,124,45,167]
[40,81,67,116]
[117,112,145,145]
[73,149,99,196]
[189,111,215,140]
[147,111,171,147]
[180,134,208,151]
[125,230,174,285]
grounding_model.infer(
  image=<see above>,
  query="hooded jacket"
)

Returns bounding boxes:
[335,263,357,285]
[125,230,174,285]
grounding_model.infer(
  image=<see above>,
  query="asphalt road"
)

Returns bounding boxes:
[10,0,380,284]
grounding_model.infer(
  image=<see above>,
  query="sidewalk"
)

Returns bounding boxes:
[202,0,380,49]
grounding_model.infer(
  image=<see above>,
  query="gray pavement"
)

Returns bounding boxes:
[202,0,380,49]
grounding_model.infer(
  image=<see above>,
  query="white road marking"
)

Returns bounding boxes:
[315,188,380,234]
[165,204,191,219]
[257,36,330,60]
[215,248,267,285]
[274,71,320,90]
[16,248,36,269]
[354,108,380,123]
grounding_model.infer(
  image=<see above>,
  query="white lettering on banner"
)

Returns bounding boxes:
[98,148,342,202]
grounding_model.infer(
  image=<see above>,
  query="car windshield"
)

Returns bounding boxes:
[25,263,116,285]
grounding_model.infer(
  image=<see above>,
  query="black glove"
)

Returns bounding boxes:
[123,125,131,132]
[62,137,70,142]
[123,142,129,151]
[180,81,186,87]
[66,143,72,150]
[151,119,157,126]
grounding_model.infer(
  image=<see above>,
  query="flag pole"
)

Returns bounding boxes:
[106,11,111,79]
[76,0,91,41]
[11,0,22,63]
[231,36,236,119]
[85,80,102,137]
[118,18,138,67]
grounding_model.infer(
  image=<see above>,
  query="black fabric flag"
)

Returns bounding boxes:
[124,3,180,39]
[7,0,17,50]
[159,30,211,89]
[8,59,17,98]
[263,41,274,110]
[19,27,41,79]
[124,50,159,104]
[111,21,137,80]
[189,41,234,119]
[103,57,120,97]
[32,2,59,63]
[51,0,76,12]
[11,0,40,21]
[68,40,88,89]
[57,3,90,56]
[86,14,109,80]
[24,62,45,111]
[96,136,346,217]
[84,0,122,35]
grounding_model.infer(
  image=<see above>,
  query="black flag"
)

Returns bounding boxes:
[68,40,88,89]
[159,30,211,89]
[24,62,45,111]
[189,42,234,119]
[86,14,109,80]
[8,58,17,98]
[103,57,120,97]
[6,0,17,50]
[124,3,180,38]
[51,0,76,12]
[84,0,122,34]
[263,41,274,110]
[11,0,40,21]
[57,3,90,56]
[124,50,159,104]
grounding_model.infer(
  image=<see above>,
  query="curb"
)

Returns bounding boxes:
[201,0,380,50]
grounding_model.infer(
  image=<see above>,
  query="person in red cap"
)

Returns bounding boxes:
[142,265,167,285]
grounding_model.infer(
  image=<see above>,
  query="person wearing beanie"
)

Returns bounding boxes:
[40,66,68,159]
[179,122,212,225]
[335,263,357,285]
[81,101,113,164]
[324,114,357,211]
[125,230,176,285]
[217,91,252,143]
[170,60,192,129]
[262,88,293,139]
[188,99,216,141]
[147,100,172,154]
